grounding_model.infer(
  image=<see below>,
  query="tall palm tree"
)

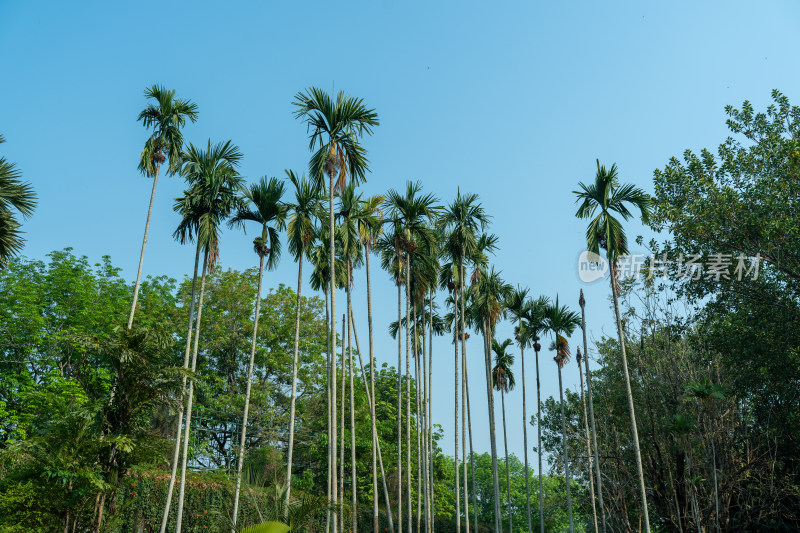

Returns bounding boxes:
[385,181,438,533]
[438,191,489,532]
[228,176,287,527]
[492,338,516,533]
[518,296,549,533]
[129,85,198,328]
[470,266,511,532]
[294,88,378,533]
[506,287,533,533]
[574,160,653,532]
[544,297,582,533]
[284,170,322,506]
[0,134,36,270]
[356,193,384,533]
[170,140,243,533]
[579,289,606,533]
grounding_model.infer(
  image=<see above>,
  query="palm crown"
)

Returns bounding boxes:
[293,87,379,192]
[492,338,516,393]
[573,159,652,261]
[138,85,199,178]
[0,134,37,269]
[229,176,287,270]
[285,170,321,263]
[545,296,582,369]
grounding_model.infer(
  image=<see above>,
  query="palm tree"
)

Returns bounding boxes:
[294,88,378,533]
[492,338,516,533]
[0,134,36,269]
[356,193,384,533]
[574,160,653,532]
[544,297,582,533]
[228,176,287,527]
[385,181,438,533]
[170,140,243,533]
[506,287,533,533]
[579,289,606,533]
[470,266,511,532]
[518,296,549,533]
[438,191,489,532]
[129,85,198,329]
[283,170,321,507]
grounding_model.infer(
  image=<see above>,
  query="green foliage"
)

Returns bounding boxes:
[0,134,37,269]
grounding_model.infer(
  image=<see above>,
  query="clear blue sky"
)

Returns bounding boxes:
[3,1,799,468]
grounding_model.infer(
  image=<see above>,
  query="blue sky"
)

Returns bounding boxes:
[2,1,799,467]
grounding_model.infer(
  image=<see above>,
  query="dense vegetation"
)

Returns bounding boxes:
[0,88,798,533]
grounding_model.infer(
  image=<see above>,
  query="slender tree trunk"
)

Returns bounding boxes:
[461,349,469,533]
[286,257,305,505]
[160,241,201,533]
[609,262,650,532]
[329,172,339,533]
[397,281,403,533]
[453,290,461,533]
[500,389,513,533]
[348,266,357,533]
[481,317,502,531]
[557,365,575,533]
[580,290,606,533]
[128,161,161,329]
[578,352,599,533]
[325,289,332,533]
[458,277,470,533]
[414,307,422,533]
[405,254,412,533]
[366,247,380,533]
[232,253,266,529]
[464,361,478,533]
[520,343,532,533]
[340,317,346,532]
[535,346,544,533]
[428,289,436,533]
[175,249,210,533]
[421,306,430,533]
[349,307,396,533]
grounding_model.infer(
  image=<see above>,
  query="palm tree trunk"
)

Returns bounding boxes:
[428,289,436,533]
[128,161,161,329]
[501,389,513,533]
[366,247,380,533]
[413,307,423,533]
[347,266,357,533]
[175,248,210,533]
[578,354,599,533]
[458,279,470,533]
[461,346,469,533]
[464,361,478,533]
[481,316,502,532]
[520,343,532,533]
[285,257,305,504]
[535,346,544,533]
[405,254,412,533]
[325,288,332,533]
[348,306,396,533]
[421,307,430,533]
[232,253,266,528]
[453,290,461,533]
[580,292,606,533]
[609,262,650,532]
[557,365,575,533]
[340,316,346,533]
[329,172,339,533]
[397,280,403,533]
[159,241,200,533]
